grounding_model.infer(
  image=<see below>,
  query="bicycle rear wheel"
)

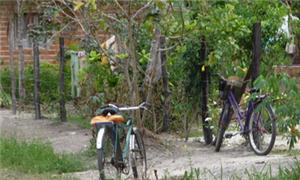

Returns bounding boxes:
[97,127,120,180]
[130,129,147,179]
[215,102,231,152]
[248,104,276,155]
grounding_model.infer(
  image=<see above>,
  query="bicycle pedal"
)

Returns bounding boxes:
[225,133,233,139]
[132,149,141,152]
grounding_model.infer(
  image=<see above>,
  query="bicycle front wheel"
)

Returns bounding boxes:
[97,127,119,180]
[215,102,231,152]
[248,104,276,155]
[130,129,147,179]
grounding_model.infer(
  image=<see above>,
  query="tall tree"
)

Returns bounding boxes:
[17,0,25,107]
[33,38,41,119]
[161,36,171,132]
[200,38,213,144]
[59,37,67,122]
[8,17,17,114]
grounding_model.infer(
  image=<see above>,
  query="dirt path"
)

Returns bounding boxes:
[0,108,299,179]
[0,109,90,153]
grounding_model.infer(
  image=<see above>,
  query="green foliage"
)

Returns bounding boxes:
[68,114,90,129]
[0,138,84,174]
[183,168,201,180]
[0,90,11,107]
[0,69,11,107]
[75,55,120,116]
[278,160,300,180]
[0,62,71,111]
[88,50,101,63]
[241,161,300,180]
[178,161,300,179]
[254,74,300,149]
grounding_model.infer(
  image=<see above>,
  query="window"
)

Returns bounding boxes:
[12,13,49,49]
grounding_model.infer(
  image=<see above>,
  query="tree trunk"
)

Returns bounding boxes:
[127,17,141,126]
[200,38,213,144]
[17,0,25,107]
[141,28,161,128]
[8,17,17,114]
[251,22,261,84]
[225,22,262,126]
[59,37,67,122]
[161,36,171,132]
[33,40,41,119]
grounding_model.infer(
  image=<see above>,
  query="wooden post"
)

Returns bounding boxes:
[33,39,41,119]
[8,18,17,114]
[59,37,66,122]
[224,22,262,130]
[71,52,80,98]
[200,37,213,144]
[17,0,25,107]
[251,22,261,84]
[161,36,171,132]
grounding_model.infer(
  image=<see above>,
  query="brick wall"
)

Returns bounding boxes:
[274,65,300,89]
[0,2,13,64]
[0,1,109,66]
[0,1,61,65]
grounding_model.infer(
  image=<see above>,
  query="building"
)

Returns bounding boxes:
[0,1,60,64]
[0,0,109,65]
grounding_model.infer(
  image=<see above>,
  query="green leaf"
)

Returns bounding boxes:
[74,1,84,11]
[116,53,128,60]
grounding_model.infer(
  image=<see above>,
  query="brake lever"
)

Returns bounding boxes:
[140,102,152,113]
[108,104,119,109]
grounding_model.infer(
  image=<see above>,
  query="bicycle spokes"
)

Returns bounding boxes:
[249,105,276,155]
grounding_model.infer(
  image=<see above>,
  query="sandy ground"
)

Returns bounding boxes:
[0,108,299,179]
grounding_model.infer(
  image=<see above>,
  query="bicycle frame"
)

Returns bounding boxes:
[226,90,256,134]
[96,118,135,166]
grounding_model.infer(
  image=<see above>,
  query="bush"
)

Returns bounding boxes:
[0,137,83,174]
[0,62,71,108]
[0,90,11,107]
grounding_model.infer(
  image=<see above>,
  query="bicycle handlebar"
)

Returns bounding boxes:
[108,102,149,111]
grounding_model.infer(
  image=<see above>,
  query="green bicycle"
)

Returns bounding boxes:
[91,102,148,180]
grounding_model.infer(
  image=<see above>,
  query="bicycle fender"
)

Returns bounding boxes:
[130,134,135,150]
[96,127,106,149]
[130,127,138,150]
[266,104,276,120]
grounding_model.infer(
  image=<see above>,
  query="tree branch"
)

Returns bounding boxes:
[131,0,153,20]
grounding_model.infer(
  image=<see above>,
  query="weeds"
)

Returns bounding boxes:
[165,159,300,180]
[67,114,90,129]
[183,168,201,179]
[0,138,84,174]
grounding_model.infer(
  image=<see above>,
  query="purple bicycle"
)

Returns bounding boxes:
[215,76,276,155]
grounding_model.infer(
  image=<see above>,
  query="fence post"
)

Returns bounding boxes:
[33,39,41,119]
[161,36,171,132]
[59,37,67,122]
[252,22,261,84]
[8,17,17,114]
[200,37,213,144]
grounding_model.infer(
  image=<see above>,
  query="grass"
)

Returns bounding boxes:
[67,114,90,129]
[272,149,300,156]
[240,161,300,180]
[278,161,300,180]
[0,168,78,180]
[166,160,300,180]
[0,137,85,174]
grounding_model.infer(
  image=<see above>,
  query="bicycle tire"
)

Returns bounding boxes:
[215,102,230,152]
[248,104,276,155]
[97,127,119,180]
[130,129,147,179]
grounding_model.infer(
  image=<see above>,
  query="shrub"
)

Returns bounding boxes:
[0,137,83,174]
[0,62,71,108]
